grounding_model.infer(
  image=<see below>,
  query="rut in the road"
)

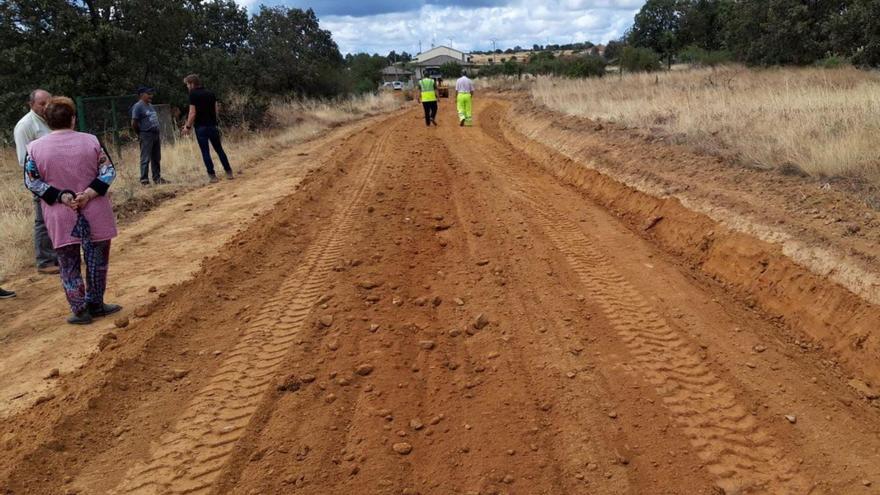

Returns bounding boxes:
[111,124,396,494]
[520,194,809,494]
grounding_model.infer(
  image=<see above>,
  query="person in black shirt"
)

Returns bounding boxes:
[182,74,234,182]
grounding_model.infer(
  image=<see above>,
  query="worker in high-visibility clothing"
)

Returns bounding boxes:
[418,75,438,127]
[455,70,475,127]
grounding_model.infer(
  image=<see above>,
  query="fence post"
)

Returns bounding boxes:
[110,99,122,163]
[75,96,87,132]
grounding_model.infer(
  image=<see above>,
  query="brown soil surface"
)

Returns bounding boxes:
[1,98,879,495]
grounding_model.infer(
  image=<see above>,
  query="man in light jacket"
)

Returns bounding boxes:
[14,88,58,274]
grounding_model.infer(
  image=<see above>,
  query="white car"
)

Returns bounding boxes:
[392,81,403,90]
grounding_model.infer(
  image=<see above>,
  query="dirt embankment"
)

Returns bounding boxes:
[505,98,880,395]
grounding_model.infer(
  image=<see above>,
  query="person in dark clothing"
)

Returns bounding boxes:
[418,75,439,127]
[130,86,167,185]
[182,74,233,182]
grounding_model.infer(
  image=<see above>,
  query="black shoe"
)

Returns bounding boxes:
[225,171,234,180]
[88,303,122,318]
[67,310,93,325]
[154,178,169,185]
[208,175,220,183]
[432,119,438,126]
[140,180,150,186]
[460,118,465,127]
[0,288,15,299]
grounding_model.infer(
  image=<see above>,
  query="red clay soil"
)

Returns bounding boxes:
[0,99,879,495]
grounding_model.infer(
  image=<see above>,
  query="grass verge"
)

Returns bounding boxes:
[529,66,880,179]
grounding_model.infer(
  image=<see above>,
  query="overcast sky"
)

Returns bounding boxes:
[237,0,642,55]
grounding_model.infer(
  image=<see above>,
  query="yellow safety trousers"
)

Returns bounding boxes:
[457,92,473,126]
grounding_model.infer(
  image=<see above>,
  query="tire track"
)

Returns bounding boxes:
[108,123,396,495]
[512,191,812,494]
[457,105,811,492]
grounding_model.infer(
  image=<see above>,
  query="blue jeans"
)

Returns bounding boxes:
[195,125,232,176]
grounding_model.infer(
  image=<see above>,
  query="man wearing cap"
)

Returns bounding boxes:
[14,88,59,274]
[131,86,166,185]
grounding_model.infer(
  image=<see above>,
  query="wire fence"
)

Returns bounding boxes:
[75,95,178,163]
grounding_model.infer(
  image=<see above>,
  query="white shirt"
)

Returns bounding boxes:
[13,110,51,167]
[455,76,475,93]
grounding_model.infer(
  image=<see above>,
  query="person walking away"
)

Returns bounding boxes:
[131,86,166,185]
[182,74,234,182]
[455,71,475,127]
[418,74,438,127]
[25,97,121,325]
[14,89,59,274]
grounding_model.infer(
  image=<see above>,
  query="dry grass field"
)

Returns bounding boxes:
[531,66,880,179]
[0,92,403,281]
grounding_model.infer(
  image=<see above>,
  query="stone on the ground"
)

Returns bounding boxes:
[473,313,489,330]
[392,442,413,455]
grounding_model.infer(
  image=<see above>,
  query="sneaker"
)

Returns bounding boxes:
[88,302,122,318]
[140,180,150,186]
[37,265,60,275]
[460,118,465,127]
[67,309,93,325]
[225,171,235,180]
[154,178,170,185]
[0,288,15,299]
[208,175,220,183]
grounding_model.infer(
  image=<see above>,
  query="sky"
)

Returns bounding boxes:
[236,0,643,55]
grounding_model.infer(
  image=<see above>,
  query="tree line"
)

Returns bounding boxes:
[474,0,879,78]
[626,0,880,69]
[0,0,411,141]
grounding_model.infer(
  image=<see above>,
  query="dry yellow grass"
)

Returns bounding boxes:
[531,66,880,178]
[0,92,403,281]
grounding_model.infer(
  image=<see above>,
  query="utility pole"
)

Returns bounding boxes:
[490,39,497,52]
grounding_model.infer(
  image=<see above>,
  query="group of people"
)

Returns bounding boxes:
[131,74,234,185]
[2,74,234,325]
[418,70,475,127]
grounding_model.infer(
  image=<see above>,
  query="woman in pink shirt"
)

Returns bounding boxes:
[24,97,121,325]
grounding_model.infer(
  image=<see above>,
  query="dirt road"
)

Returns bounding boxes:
[2,99,879,494]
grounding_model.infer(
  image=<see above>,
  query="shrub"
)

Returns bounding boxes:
[221,92,273,130]
[679,46,733,67]
[620,46,662,73]
[559,55,607,78]
[814,56,850,69]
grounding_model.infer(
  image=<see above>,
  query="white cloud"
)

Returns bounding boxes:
[241,0,639,55]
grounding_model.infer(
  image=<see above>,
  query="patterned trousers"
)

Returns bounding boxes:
[56,240,111,314]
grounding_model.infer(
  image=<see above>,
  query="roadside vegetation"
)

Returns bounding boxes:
[531,66,880,180]
[0,93,403,279]
[0,1,413,141]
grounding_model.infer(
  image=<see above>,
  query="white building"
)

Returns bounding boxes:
[413,46,472,79]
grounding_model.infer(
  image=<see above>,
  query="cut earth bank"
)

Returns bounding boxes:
[509,98,880,395]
